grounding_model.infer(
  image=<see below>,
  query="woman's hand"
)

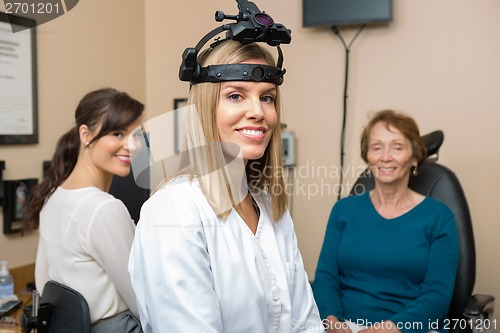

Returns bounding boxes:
[358,320,402,333]
[324,315,353,333]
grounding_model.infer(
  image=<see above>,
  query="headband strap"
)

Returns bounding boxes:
[194,62,285,86]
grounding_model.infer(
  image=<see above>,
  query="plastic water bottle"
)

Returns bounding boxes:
[0,260,14,298]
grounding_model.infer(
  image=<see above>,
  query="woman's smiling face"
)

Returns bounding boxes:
[367,121,417,187]
[216,59,277,164]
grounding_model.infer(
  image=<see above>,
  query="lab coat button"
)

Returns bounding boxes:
[271,289,279,301]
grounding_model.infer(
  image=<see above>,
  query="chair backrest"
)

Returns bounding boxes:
[40,281,91,333]
[109,167,150,224]
[350,131,476,319]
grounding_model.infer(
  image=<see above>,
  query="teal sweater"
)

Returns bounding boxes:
[313,193,459,333]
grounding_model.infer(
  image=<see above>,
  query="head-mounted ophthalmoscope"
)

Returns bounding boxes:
[179,0,292,86]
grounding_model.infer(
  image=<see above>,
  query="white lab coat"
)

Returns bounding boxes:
[129,177,323,333]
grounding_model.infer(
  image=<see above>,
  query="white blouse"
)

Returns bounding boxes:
[129,177,323,333]
[36,187,139,323]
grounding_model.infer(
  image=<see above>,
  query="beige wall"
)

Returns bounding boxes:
[0,0,145,266]
[1,0,498,320]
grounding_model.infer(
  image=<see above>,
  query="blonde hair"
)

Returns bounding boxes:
[175,40,287,221]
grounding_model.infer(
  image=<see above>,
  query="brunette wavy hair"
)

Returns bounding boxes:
[23,88,144,231]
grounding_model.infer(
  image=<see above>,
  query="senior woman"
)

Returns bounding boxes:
[313,110,459,333]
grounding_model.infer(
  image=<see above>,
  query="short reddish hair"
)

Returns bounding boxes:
[360,110,427,165]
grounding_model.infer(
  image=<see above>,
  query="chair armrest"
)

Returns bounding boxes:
[463,294,495,318]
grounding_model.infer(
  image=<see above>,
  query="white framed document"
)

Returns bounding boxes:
[0,12,38,144]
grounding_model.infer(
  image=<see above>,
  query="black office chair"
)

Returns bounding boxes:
[21,280,91,333]
[351,130,495,333]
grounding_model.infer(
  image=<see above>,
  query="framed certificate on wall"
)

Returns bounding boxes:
[0,12,38,144]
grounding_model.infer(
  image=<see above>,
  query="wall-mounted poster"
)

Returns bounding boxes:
[0,12,38,144]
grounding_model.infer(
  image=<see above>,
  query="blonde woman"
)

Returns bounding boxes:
[128,40,323,332]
